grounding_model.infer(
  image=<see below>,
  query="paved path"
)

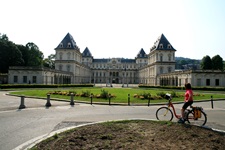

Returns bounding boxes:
[0,91,225,150]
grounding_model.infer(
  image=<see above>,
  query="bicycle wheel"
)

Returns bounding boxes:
[186,110,207,126]
[156,107,173,121]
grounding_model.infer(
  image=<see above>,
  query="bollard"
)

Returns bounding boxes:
[19,96,26,109]
[108,93,111,105]
[70,93,75,105]
[148,96,150,107]
[128,94,130,106]
[90,93,93,105]
[45,94,51,107]
[211,96,214,109]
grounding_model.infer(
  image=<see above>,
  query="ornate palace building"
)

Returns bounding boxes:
[8,33,225,87]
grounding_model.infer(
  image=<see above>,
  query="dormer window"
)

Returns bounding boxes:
[159,44,163,49]
[67,43,71,48]
[167,44,171,49]
[60,43,63,48]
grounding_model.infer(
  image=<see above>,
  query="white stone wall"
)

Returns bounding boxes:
[8,70,42,84]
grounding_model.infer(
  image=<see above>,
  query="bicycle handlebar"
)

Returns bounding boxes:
[165,93,172,100]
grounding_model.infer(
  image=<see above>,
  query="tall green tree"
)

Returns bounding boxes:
[43,54,55,68]
[17,44,29,66]
[0,37,24,73]
[212,55,223,71]
[25,42,44,66]
[201,55,212,70]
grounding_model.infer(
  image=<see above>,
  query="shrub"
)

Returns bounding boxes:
[81,90,90,97]
[100,89,109,99]
[156,92,166,98]
[170,91,177,98]
[142,92,151,99]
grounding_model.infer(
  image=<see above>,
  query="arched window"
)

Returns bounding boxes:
[59,65,63,71]
[168,54,171,61]
[67,52,71,60]
[160,67,163,74]
[59,52,63,60]
[160,54,163,62]
[67,65,71,72]
[167,44,171,49]
[60,43,63,48]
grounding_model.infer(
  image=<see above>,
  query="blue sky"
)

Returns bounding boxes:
[1,0,225,60]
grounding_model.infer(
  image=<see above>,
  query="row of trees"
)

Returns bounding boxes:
[0,34,55,73]
[201,55,224,70]
[175,55,224,71]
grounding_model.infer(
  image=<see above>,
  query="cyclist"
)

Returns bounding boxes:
[178,83,193,123]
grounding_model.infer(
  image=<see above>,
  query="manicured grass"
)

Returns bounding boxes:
[9,87,225,104]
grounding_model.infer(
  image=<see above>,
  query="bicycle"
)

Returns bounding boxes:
[156,93,207,126]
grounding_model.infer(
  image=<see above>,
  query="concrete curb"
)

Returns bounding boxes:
[13,118,225,150]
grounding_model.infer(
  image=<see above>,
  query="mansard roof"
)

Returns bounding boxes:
[92,58,135,63]
[93,59,109,63]
[136,48,147,58]
[82,47,93,57]
[150,34,176,52]
[55,33,80,51]
[121,58,135,63]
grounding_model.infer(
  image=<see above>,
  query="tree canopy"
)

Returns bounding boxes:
[0,33,48,73]
[201,55,224,71]
[212,55,223,70]
[201,55,212,70]
[0,34,24,72]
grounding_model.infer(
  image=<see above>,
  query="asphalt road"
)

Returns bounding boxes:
[0,91,225,150]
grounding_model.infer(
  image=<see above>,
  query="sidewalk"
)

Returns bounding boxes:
[0,91,225,150]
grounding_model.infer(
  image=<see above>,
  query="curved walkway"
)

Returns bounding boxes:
[0,91,224,150]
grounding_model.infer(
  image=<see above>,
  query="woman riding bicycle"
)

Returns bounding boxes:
[178,83,193,123]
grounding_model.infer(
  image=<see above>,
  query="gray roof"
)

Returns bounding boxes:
[82,47,93,57]
[121,58,135,63]
[136,48,147,58]
[55,33,80,51]
[93,59,110,63]
[150,34,176,51]
[93,58,135,63]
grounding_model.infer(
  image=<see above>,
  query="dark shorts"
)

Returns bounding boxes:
[182,101,193,109]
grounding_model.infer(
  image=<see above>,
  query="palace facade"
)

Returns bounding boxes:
[8,33,225,87]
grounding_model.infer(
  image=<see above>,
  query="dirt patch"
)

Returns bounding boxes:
[32,120,225,150]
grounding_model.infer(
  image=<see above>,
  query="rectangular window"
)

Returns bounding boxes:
[160,56,163,62]
[13,76,18,83]
[215,79,219,86]
[32,76,37,83]
[197,79,201,86]
[23,76,27,83]
[206,79,210,86]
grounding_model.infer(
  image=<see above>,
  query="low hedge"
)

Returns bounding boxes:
[0,84,94,89]
[138,84,225,91]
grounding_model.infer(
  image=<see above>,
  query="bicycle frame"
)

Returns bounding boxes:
[166,100,201,120]
[166,100,181,119]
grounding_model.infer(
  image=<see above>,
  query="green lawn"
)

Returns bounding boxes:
[9,87,225,104]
